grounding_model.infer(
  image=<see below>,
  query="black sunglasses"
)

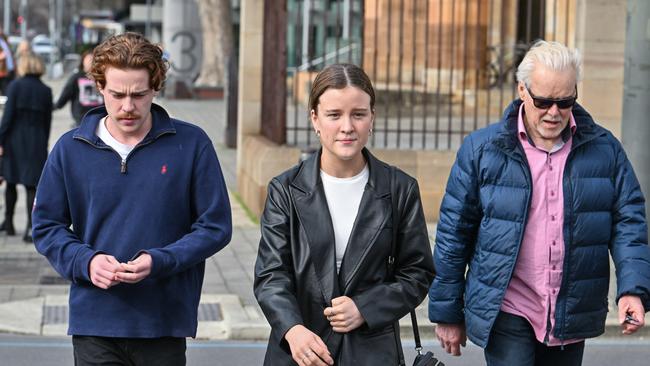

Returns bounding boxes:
[525,85,578,110]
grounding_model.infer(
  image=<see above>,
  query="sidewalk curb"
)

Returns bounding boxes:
[0,293,646,342]
[0,293,271,341]
[399,316,650,342]
[196,294,270,340]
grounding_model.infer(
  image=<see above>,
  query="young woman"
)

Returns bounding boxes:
[54,49,103,128]
[0,52,52,242]
[254,63,434,365]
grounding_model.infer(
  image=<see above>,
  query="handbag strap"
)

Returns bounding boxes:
[388,166,423,359]
[389,166,406,365]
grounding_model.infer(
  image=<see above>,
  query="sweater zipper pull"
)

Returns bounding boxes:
[120,160,127,174]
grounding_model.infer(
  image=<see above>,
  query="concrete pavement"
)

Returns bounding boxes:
[0,75,643,343]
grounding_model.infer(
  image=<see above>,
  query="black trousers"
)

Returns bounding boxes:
[484,311,585,366]
[72,336,186,366]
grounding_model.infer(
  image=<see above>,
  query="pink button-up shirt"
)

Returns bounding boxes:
[500,104,580,346]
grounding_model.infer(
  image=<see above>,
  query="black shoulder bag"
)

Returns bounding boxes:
[389,166,444,366]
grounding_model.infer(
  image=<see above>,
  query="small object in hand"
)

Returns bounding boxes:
[624,314,640,325]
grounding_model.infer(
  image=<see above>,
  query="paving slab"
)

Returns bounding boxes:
[0,297,44,335]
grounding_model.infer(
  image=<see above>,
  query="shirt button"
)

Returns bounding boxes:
[551,215,556,221]
[552,265,557,270]
[550,191,555,196]
[549,165,553,171]
[552,289,557,294]
[552,240,556,246]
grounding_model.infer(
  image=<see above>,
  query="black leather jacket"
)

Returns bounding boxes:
[254,148,435,365]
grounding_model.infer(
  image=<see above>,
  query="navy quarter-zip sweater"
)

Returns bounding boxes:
[33,104,232,338]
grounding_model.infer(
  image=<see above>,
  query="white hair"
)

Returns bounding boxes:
[516,40,582,86]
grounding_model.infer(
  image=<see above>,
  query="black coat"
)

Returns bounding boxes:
[0,75,52,186]
[254,148,435,365]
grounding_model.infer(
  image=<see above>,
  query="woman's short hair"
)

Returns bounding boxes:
[89,32,168,91]
[516,40,582,87]
[308,63,375,114]
[16,51,45,77]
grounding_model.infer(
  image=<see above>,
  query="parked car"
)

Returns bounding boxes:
[31,34,60,63]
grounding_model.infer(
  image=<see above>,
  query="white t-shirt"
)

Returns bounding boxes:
[96,116,135,161]
[320,165,369,272]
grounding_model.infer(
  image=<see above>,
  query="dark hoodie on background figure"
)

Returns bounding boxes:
[54,70,103,126]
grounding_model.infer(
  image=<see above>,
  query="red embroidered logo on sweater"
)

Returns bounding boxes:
[161,164,168,174]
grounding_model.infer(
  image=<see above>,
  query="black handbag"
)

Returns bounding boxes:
[409,311,443,366]
[389,166,444,366]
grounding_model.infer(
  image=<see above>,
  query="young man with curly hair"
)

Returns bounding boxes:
[33,32,232,365]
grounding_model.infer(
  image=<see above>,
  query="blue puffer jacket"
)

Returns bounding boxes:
[428,100,650,347]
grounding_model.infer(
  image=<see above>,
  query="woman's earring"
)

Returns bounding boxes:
[369,128,373,136]
[315,130,321,137]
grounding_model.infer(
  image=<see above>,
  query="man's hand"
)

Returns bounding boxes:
[89,254,121,289]
[115,253,152,284]
[618,295,646,335]
[284,324,334,366]
[324,296,365,333]
[436,323,467,356]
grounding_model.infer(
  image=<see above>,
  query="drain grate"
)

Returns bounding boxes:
[42,303,222,325]
[39,265,69,285]
[198,303,222,321]
[39,275,69,285]
[43,305,67,325]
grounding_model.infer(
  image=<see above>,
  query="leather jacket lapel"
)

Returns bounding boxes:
[338,150,391,294]
[290,152,340,305]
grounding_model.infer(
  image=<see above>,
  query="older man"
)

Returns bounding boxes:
[429,40,650,365]
[33,32,232,365]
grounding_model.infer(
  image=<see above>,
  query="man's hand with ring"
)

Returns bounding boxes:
[435,322,467,356]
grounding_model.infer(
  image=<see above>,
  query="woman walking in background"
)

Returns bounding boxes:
[0,32,15,95]
[0,52,52,242]
[254,63,434,365]
[54,49,103,128]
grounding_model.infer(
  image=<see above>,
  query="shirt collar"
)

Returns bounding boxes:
[517,103,577,152]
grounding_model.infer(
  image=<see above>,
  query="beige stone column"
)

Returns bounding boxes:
[574,0,626,137]
[236,0,265,178]
[163,0,203,92]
